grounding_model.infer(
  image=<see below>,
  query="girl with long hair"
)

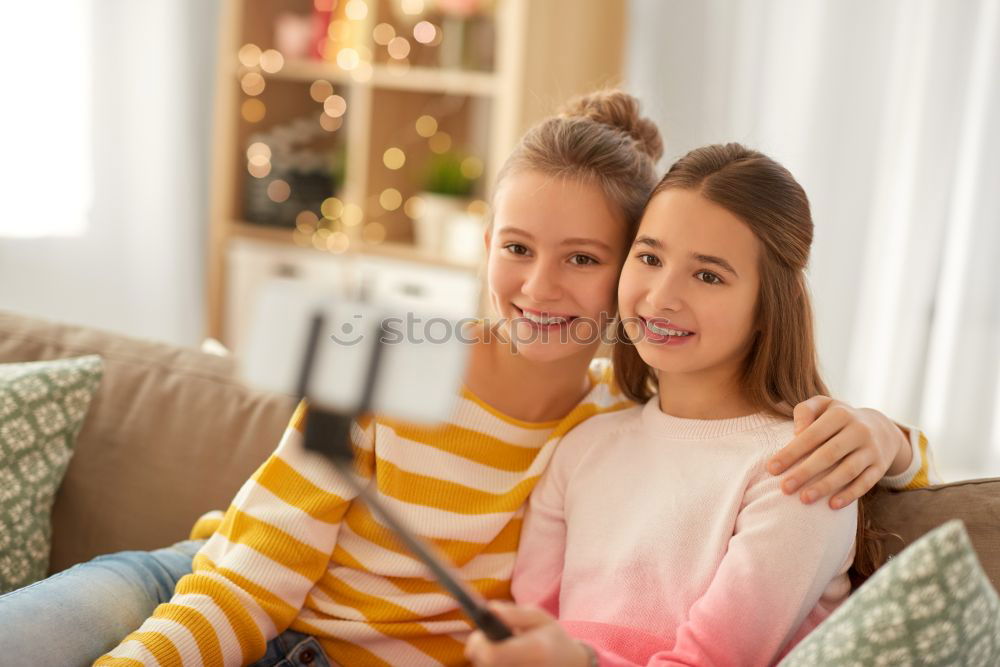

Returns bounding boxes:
[465,143,939,667]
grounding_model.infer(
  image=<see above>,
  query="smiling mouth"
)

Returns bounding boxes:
[515,305,578,326]
[641,317,695,337]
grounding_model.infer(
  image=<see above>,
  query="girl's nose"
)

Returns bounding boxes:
[646,270,684,312]
[521,261,563,303]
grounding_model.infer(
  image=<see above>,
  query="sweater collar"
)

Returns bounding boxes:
[640,396,786,440]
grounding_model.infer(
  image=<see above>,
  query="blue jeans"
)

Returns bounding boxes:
[0,539,335,667]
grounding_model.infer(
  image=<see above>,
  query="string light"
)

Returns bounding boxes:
[240,72,266,96]
[460,156,484,180]
[327,231,351,253]
[387,37,411,60]
[379,188,403,211]
[413,21,437,45]
[401,0,424,15]
[362,222,387,244]
[321,197,344,219]
[345,0,369,21]
[415,115,438,137]
[336,48,360,70]
[246,142,271,161]
[351,61,374,82]
[404,196,425,219]
[467,200,489,216]
[323,94,347,117]
[342,203,363,227]
[267,180,291,203]
[296,210,319,232]
[241,99,266,122]
[248,161,271,178]
[328,20,350,42]
[373,23,395,46]
[310,80,333,102]
[428,131,452,154]
[383,147,406,170]
[319,114,343,132]
[237,43,261,67]
[259,49,285,73]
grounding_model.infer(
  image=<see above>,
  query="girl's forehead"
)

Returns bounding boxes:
[638,189,760,261]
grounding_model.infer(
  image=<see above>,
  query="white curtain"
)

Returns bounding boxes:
[0,0,219,346]
[626,0,1000,481]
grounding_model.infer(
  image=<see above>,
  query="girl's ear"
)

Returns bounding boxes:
[483,228,492,259]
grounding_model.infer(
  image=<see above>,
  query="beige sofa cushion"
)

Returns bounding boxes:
[0,311,296,574]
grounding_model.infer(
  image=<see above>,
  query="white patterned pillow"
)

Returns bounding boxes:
[780,519,1000,666]
[0,355,103,593]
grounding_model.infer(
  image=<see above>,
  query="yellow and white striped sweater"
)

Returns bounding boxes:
[94,356,938,667]
[95,358,632,666]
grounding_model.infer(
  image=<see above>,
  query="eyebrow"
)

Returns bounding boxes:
[633,235,741,278]
[498,226,613,253]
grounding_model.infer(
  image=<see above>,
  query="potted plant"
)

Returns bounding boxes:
[414,150,477,255]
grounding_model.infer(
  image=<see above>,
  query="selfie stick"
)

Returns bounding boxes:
[295,313,513,642]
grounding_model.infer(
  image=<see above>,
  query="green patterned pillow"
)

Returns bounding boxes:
[780,519,1000,666]
[0,355,103,593]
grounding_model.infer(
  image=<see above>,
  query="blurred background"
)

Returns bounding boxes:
[0,0,997,481]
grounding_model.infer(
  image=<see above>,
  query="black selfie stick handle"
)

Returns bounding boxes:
[296,313,513,642]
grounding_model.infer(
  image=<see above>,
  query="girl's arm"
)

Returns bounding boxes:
[93,401,372,666]
[767,396,941,509]
[467,451,857,667]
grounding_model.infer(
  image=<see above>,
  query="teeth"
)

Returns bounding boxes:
[648,322,693,336]
[521,309,569,325]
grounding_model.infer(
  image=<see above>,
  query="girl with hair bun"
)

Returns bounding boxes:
[2,99,933,666]
[465,143,940,667]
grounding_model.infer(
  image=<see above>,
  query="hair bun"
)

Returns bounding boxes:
[560,90,664,162]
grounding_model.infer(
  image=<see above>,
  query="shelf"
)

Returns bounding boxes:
[229,221,480,272]
[261,59,497,97]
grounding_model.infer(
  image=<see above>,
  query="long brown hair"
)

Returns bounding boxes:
[488,89,664,243]
[612,143,885,585]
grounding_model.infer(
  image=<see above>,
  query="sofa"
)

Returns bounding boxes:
[0,310,997,592]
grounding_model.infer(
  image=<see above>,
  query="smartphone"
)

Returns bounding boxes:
[240,276,512,641]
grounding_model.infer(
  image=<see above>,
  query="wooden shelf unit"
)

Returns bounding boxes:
[206,0,627,346]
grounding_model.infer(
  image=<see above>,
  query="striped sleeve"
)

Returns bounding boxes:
[878,425,942,490]
[93,401,374,667]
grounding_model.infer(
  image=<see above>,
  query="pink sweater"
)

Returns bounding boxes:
[511,397,857,666]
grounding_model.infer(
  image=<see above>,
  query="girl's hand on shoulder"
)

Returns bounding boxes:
[464,602,592,667]
[766,396,912,510]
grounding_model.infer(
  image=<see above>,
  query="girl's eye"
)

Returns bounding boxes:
[696,270,723,285]
[635,253,661,267]
[503,243,529,256]
[570,254,598,266]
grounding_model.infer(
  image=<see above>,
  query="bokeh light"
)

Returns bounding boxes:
[248,160,271,178]
[460,156,484,180]
[238,43,261,67]
[401,0,425,15]
[387,37,411,60]
[323,94,348,117]
[467,199,489,216]
[362,222,387,244]
[246,142,271,161]
[296,210,319,232]
[319,114,343,132]
[351,61,374,82]
[429,131,452,154]
[241,99,266,122]
[336,48,360,70]
[345,0,369,21]
[310,80,333,102]
[415,115,438,138]
[404,196,425,219]
[413,21,437,45]
[240,72,266,96]
[259,49,285,73]
[328,20,350,42]
[373,23,396,46]
[327,231,351,253]
[383,147,406,170]
[379,188,403,211]
[267,179,291,203]
[321,197,344,219]
[342,203,363,227]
